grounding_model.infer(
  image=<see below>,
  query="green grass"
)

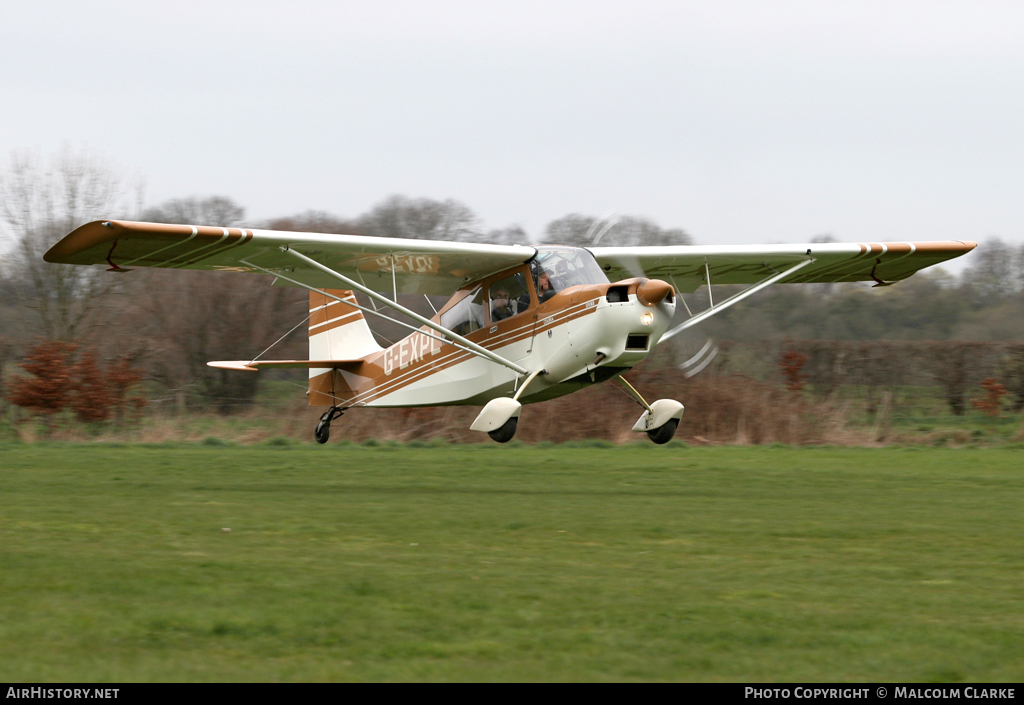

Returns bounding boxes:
[1,442,1023,682]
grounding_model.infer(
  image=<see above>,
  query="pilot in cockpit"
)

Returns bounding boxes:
[536,270,557,302]
[491,288,514,321]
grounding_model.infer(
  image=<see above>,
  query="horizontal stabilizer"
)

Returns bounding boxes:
[207,359,364,372]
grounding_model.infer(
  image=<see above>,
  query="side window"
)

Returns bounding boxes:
[440,286,484,338]
[488,272,532,323]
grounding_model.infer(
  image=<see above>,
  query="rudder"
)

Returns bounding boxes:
[308,289,382,406]
[308,289,382,360]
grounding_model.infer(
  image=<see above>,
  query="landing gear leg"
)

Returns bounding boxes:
[314,406,345,444]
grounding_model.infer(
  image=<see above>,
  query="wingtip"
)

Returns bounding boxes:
[43,219,121,264]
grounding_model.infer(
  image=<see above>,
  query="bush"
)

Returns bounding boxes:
[6,340,146,426]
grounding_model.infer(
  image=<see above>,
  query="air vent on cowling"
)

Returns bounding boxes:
[625,334,649,351]
[606,286,629,303]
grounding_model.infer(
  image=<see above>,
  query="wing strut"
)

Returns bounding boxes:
[249,262,460,347]
[704,259,714,309]
[240,260,507,364]
[254,248,530,376]
[659,258,815,344]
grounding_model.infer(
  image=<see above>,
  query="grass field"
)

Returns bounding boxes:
[1,441,1023,682]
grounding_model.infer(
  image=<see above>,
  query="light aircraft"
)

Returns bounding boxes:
[45,221,975,444]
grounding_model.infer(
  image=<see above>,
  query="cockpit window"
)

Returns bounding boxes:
[531,247,609,298]
[488,272,531,323]
[439,286,484,338]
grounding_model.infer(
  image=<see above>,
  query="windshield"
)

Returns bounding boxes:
[532,247,609,294]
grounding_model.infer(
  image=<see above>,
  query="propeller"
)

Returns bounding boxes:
[587,211,650,281]
[677,338,719,378]
[585,211,621,247]
[586,211,716,365]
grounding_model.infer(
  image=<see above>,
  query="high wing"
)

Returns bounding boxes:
[589,241,977,292]
[46,220,976,295]
[44,220,538,295]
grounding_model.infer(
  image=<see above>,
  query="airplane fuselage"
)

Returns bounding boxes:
[309,274,676,408]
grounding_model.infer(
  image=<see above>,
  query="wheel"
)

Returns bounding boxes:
[314,421,330,444]
[647,418,678,445]
[487,416,518,443]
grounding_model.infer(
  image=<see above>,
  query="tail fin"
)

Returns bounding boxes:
[308,289,383,361]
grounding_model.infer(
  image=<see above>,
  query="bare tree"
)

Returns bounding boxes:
[0,147,129,341]
[140,195,244,226]
[542,213,693,247]
[961,237,1019,299]
[1014,243,1024,294]
[543,214,596,246]
[266,210,362,235]
[277,199,527,246]
[484,224,529,246]
[358,195,482,241]
[122,196,307,413]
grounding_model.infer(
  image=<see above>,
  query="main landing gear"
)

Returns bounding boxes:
[314,406,345,444]
[470,371,545,443]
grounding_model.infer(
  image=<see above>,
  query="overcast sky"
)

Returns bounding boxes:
[3,0,1022,249]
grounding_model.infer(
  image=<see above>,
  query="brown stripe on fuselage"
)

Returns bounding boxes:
[310,292,604,407]
[313,301,586,407]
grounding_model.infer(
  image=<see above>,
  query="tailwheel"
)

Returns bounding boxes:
[647,418,679,445]
[314,406,345,444]
[488,416,518,443]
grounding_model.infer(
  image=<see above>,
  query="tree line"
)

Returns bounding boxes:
[1,148,1022,423]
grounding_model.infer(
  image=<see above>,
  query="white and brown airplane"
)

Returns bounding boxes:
[46,221,975,444]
